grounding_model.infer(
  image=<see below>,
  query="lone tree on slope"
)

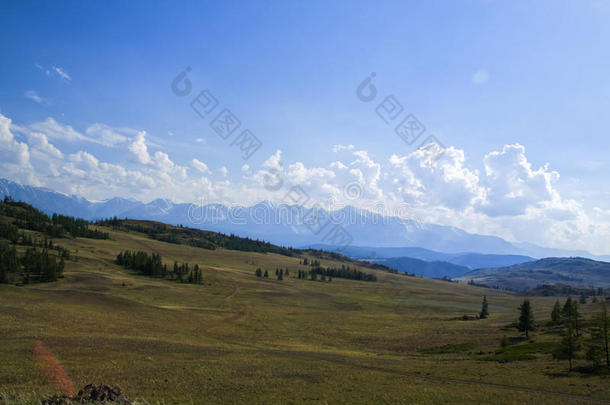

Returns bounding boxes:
[479,296,489,319]
[517,299,535,338]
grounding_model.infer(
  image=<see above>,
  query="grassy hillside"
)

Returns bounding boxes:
[457,257,610,292]
[1,222,609,403]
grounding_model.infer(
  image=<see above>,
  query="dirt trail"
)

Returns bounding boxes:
[224,283,240,301]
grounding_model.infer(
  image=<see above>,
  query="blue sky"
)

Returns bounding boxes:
[1,0,609,253]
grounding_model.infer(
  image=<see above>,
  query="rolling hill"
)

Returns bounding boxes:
[457,257,610,291]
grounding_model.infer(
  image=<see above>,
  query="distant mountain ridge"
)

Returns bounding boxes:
[308,244,535,269]
[456,257,610,291]
[2,178,608,260]
[307,244,535,278]
[370,257,471,279]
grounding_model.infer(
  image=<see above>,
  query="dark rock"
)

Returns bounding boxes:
[74,384,130,403]
[41,394,74,405]
[41,384,136,404]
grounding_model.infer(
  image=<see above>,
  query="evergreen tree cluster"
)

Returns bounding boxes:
[0,242,19,284]
[97,218,297,256]
[115,250,202,284]
[549,296,609,371]
[0,242,64,284]
[510,297,609,371]
[0,223,19,244]
[0,197,108,240]
[297,264,375,282]
[51,214,109,239]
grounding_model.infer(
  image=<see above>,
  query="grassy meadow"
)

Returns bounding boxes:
[1,226,609,404]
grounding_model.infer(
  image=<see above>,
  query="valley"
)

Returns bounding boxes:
[1,203,609,404]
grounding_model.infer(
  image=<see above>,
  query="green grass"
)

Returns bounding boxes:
[0,226,608,404]
[419,343,477,355]
[483,341,557,362]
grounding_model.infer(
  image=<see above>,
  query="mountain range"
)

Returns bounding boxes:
[2,178,609,261]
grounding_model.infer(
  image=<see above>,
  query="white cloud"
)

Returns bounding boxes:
[191,158,211,174]
[479,144,559,216]
[128,131,151,164]
[27,132,63,159]
[52,66,71,81]
[263,149,282,171]
[2,112,610,253]
[29,117,87,142]
[85,123,134,147]
[22,118,141,148]
[24,90,43,104]
[36,64,71,81]
[332,144,355,153]
[0,114,37,185]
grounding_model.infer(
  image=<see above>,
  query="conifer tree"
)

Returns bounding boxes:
[517,299,535,338]
[479,296,489,319]
[551,300,562,324]
[586,301,609,368]
[554,322,581,371]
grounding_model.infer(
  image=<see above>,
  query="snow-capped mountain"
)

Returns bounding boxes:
[1,178,608,260]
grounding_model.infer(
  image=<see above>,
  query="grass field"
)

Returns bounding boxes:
[1,226,609,404]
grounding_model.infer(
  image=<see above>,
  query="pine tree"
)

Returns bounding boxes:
[255,268,262,277]
[580,294,587,304]
[561,296,582,335]
[554,323,581,371]
[586,301,609,368]
[479,296,489,319]
[263,270,268,278]
[517,299,535,338]
[562,296,574,320]
[551,300,562,324]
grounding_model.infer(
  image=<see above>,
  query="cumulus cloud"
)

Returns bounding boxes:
[29,117,88,143]
[191,158,211,174]
[479,144,559,216]
[128,131,151,164]
[85,123,134,147]
[0,114,36,184]
[27,132,63,159]
[1,112,608,253]
[263,149,282,171]
[388,146,483,211]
